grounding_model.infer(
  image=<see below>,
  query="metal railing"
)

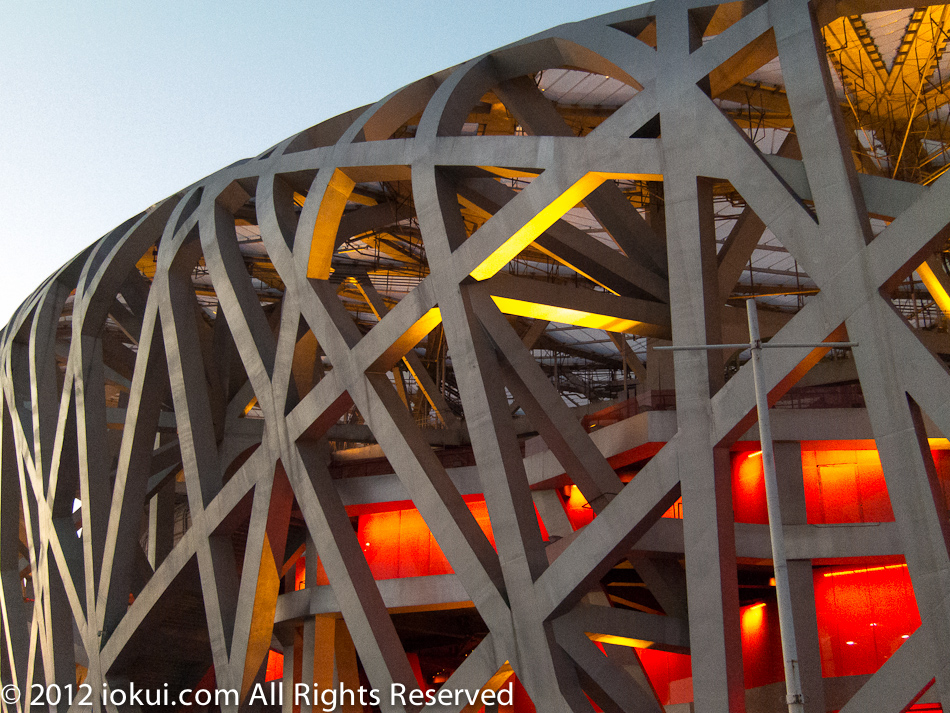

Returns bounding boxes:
[582,383,865,430]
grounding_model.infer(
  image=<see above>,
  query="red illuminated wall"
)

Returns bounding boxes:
[733,445,950,525]
[637,560,921,704]
[635,440,930,704]
[636,649,693,705]
[565,486,595,530]
[265,650,283,681]
[359,499,496,579]
[733,448,898,524]
[814,563,920,678]
[359,501,495,579]
[295,499,501,587]
[284,442,938,708]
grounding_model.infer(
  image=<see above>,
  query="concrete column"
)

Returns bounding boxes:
[278,625,302,713]
[333,620,361,713]
[300,617,316,713]
[655,0,746,697]
[299,536,321,713]
[147,478,174,569]
[532,490,572,540]
[774,442,826,713]
[646,338,675,393]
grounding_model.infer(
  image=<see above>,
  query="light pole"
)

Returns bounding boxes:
[656,299,857,713]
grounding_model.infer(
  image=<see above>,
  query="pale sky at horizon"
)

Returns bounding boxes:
[0,1,632,328]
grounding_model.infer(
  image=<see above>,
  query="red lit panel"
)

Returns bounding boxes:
[356,500,495,580]
[264,650,283,682]
[733,452,769,524]
[636,649,693,706]
[638,562,921,703]
[564,486,595,530]
[814,563,920,677]
[803,449,894,523]
[740,603,784,689]
[733,447,897,525]
[930,450,950,511]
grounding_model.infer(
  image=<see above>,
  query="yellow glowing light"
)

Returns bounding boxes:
[490,296,643,335]
[469,171,658,282]
[530,242,622,295]
[823,563,907,578]
[740,602,767,636]
[587,633,654,649]
[307,169,357,280]
[243,397,259,416]
[241,533,280,698]
[918,261,950,317]
[369,307,443,373]
[477,166,543,180]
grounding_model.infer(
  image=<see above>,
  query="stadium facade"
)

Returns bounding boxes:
[3,0,950,711]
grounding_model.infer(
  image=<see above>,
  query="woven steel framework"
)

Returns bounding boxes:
[4,1,950,711]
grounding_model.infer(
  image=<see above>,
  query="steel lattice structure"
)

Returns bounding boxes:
[4,1,950,711]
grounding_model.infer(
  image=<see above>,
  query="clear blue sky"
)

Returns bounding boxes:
[0,1,631,328]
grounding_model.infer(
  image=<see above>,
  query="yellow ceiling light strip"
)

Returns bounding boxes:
[530,242,622,296]
[469,171,657,282]
[917,260,950,316]
[459,191,621,295]
[586,632,655,649]
[369,306,443,373]
[477,166,543,179]
[491,295,643,334]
